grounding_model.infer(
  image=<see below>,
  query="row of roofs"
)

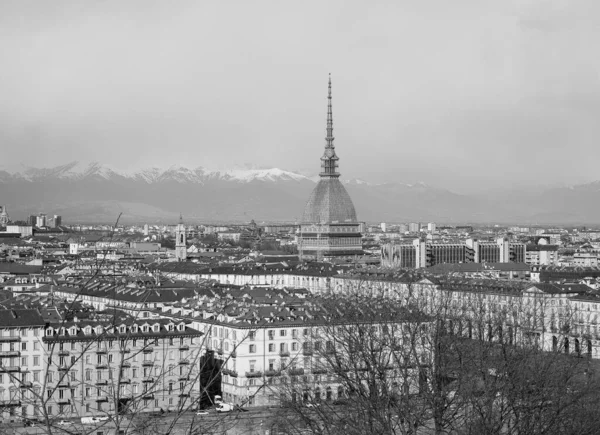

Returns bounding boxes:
[149,261,352,277]
[161,293,430,328]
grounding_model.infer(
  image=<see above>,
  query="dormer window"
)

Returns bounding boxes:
[85,327,92,335]
[119,326,126,334]
[178,324,185,332]
[46,328,53,336]
[132,325,138,333]
[69,327,76,336]
[142,325,149,333]
[95,326,103,335]
[153,324,160,333]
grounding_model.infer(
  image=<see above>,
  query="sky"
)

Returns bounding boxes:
[1,0,599,193]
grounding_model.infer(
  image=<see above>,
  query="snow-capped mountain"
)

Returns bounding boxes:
[2,162,600,224]
[0,161,311,185]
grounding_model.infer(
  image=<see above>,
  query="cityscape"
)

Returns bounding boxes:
[2,1,600,435]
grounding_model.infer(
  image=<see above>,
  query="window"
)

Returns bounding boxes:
[47,372,53,383]
[292,329,298,339]
[292,342,298,351]
[132,368,137,378]
[21,342,27,351]
[249,360,256,373]
[249,344,256,354]
[248,331,256,341]
[70,371,76,381]
[85,403,90,413]
[280,330,287,337]
[33,356,39,366]
[85,371,91,381]
[268,360,275,371]
[268,344,275,352]
[268,330,274,340]
[33,342,39,351]
[21,357,28,366]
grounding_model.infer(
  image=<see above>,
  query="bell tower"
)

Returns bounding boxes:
[175,214,187,262]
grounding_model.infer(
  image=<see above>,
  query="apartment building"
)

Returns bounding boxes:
[42,315,204,419]
[159,292,432,408]
[0,309,46,423]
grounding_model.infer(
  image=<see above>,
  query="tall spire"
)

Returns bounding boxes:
[326,73,334,149]
[320,74,340,178]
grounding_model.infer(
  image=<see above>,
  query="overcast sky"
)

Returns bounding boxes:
[1,0,599,193]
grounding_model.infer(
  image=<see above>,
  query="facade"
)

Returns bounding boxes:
[36,215,47,228]
[42,316,204,419]
[0,309,47,423]
[175,215,187,262]
[160,294,431,407]
[53,215,62,228]
[381,238,527,268]
[0,206,9,226]
[298,77,362,261]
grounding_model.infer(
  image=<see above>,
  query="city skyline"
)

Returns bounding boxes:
[2,1,600,193]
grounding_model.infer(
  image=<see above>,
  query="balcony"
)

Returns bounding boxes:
[57,398,71,405]
[19,381,33,389]
[142,360,154,367]
[0,351,20,358]
[121,362,131,368]
[96,349,108,355]
[230,351,237,359]
[0,336,21,342]
[288,368,304,376]
[302,348,313,356]
[119,348,131,354]
[279,350,290,357]
[1,366,21,373]
[0,400,20,406]
[222,368,238,378]
[265,370,281,377]
[95,380,108,386]
[119,378,131,384]
[95,396,108,402]
[96,364,108,370]
[57,381,70,388]
[142,347,154,354]
[179,345,189,351]
[311,368,327,375]
[142,393,154,400]
[58,350,70,357]
[179,393,190,397]
[57,366,69,372]
[142,377,154,383]
[179,359,189,365]
[245,371,262,378]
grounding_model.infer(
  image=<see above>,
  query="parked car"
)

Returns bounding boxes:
[196,410,209,416]
[215,403,234,413]
[57,420,73,426]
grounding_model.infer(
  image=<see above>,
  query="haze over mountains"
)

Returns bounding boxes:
[0,161,599,225]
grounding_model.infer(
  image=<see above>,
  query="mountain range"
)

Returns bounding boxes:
[0,161,599,225]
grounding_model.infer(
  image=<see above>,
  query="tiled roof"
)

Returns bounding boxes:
[0,309,45,327]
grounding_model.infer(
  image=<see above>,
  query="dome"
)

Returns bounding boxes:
[302,177,357,224]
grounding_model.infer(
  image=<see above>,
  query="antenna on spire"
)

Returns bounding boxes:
[179,213,183,224]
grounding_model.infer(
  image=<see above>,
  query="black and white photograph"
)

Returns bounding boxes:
[1,1,600,434]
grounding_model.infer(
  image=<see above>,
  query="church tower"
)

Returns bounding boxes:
[175,214,187,262]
